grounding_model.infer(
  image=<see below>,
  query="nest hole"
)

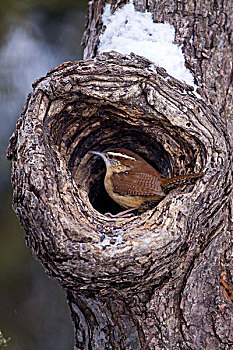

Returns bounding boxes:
[47,100,202,216]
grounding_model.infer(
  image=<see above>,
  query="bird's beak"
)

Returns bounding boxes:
[90,151,108,164]
[90,151,104,157]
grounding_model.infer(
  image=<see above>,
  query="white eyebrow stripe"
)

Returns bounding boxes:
[107,152,136,161]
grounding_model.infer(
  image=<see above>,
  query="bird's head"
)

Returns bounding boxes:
[90,149,138,173]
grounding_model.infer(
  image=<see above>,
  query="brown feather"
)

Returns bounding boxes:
[114,149,162,177]
[111,172,165,196]
[161,172,204,188]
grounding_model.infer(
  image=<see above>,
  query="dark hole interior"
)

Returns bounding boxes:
[47,101,203,216]
[73,117,173,215]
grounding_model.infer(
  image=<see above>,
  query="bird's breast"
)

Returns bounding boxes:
[104,172,164,209]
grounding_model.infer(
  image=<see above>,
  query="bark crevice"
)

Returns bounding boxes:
[7,0,233,348]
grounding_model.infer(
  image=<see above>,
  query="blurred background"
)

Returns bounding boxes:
[0,0,88,348]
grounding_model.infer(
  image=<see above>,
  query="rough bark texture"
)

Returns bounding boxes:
[8,0,232,349]
[83,0,233,141]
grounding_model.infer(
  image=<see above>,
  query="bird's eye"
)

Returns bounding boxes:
[108,154,114,159]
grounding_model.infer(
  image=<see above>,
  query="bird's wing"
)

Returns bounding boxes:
[111,172,165,196]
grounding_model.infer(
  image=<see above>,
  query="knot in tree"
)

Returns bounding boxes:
[7,0,233,349]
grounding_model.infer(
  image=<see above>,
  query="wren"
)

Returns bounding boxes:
[91,148,203,215]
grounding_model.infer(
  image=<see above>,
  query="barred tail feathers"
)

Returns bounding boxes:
[161,172,204,188]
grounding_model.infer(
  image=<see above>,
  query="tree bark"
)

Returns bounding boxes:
[8,0,232,349]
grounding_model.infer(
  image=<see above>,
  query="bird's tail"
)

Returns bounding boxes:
[161,172,204,189]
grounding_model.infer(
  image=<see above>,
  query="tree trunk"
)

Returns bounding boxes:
[7,0,232,349]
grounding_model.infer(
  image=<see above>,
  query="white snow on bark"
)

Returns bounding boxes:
[98,1,195,87]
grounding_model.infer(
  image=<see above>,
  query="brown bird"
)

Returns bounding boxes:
[91,148,203,215]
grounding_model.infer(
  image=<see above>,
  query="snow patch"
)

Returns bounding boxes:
[98,232,124,248]
[99,1,195,86]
